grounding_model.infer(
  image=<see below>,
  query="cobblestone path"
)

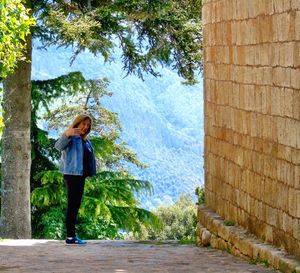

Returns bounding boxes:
[0,240,278,273]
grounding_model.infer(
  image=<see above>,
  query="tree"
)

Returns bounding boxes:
[0,0,34,237]
[129,193,197,241]
[0,0,35,79]
[1,0,202,238]
[30,72,161,239]
[0,32,33,239]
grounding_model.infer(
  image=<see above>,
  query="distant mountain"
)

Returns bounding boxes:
[32,41,204,211]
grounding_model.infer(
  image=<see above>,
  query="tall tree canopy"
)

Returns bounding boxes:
[36,0,202,83]
[0,0,202,238]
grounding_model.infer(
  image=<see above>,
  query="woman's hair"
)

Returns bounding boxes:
[70,114,93,139]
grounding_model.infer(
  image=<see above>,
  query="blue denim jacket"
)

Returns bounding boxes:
[55,134,96,176]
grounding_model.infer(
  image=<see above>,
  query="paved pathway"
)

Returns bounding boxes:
[0,240,278,273]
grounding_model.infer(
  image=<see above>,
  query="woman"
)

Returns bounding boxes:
[55,114,97,245]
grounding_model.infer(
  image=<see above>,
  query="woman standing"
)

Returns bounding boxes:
[55,114,97,245]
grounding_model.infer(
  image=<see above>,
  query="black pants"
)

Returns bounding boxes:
[64,175,85,237]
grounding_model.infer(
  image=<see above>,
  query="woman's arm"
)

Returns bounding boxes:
[54,133,71,151]
[55,127,83,151]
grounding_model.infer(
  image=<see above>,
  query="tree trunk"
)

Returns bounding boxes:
[0,33,32,238]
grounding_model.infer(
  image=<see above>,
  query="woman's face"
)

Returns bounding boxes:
[77,118,91,136]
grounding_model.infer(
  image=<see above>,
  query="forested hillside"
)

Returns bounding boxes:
[32,41,204,210]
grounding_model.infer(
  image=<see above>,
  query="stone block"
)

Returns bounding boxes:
[249,112,258,137]
[266,205,277,227]
[259,15,273,43]
[270,43,280,67]
[261,0,274,15]
[295,165,300,189]
[293,90,300,119]
[277,182,289,211]
[265,224,274,242]
[215,1,223,23]
[244,84,255,111]
[280,12,294,41]
[272,13,280,42]
[289,187,297,217]
[254,67,264,85]
[236,0,248,20]
[201,229,212,246]
[292,0,300,9]
[277,117,289,146]
[274,157,288,184]
[282,212,294,234]
[296,119,300,149]
[273,67,291,88]
[202,3,211,25]
[296,191,300,218]
[262,114,274,141]
[291,69,300,89]
[279,42,295,67]
[248,0,258,18]
[237,46,246,65]
[272,67,282,87]
[277,144,292,162]
[293,218,300,241]
[236,21,246,45]
[256,201,264,221]
[234,237,253,257]
[270,87,282,115]
[261,86,272,114]
[245,45,255,65]
[231,21,237,45]
[283,88,294,118]
[283,0,292,11]
[254,44,267,66]
[272,0,285,13]
[296,11,300,40]
[209,233,218,248]
[293,41,300,67]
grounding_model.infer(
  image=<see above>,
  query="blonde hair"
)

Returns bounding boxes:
[70,114,93,140]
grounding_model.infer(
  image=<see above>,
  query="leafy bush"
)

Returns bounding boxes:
[195,186,205,205]
[31,170,162,239]
[0,0,35,78]
[129,193,197,242]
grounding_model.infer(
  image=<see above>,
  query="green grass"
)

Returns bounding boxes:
[249,258,270,268]
[137,238,197,246]
[137,240,178,245]
[178,238,196,245]
[224,220,235,226]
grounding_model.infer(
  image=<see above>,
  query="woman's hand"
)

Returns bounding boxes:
[64,127,83,137]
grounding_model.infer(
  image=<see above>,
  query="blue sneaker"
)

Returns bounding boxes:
[65,236,87,245]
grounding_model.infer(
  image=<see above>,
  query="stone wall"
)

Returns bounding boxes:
[202,0,300,259]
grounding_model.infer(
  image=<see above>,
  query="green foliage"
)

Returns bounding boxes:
[34,0,202,84]
[30,72,161,239]
[223,220,235,226]
[0,0,35,79]
[31,170,66,238]
[31,170,162,239]
[0,114,4,136]
[42,72,147,170]
[134,194,197,241]
[249,258,270,268]
[195,186,205,205]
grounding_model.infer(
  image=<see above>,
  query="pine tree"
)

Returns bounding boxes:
[30,72,161,239]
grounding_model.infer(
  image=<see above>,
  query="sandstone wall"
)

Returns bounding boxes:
[202,0,300,258]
